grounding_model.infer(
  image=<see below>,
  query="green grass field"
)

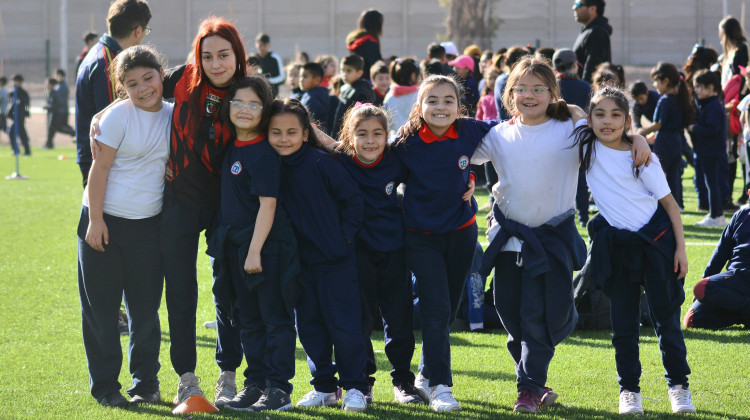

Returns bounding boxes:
[1,147,748,419]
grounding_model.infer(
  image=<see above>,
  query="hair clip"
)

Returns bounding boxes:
[354,101,373,109]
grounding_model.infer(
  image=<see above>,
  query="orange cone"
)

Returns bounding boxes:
[171,395,219,414]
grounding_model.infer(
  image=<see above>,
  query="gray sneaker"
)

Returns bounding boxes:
[173,372,205,405]
[130,390,161,405]
[214,371,236,407]
[226,385,263,411]
[250,387,293,412]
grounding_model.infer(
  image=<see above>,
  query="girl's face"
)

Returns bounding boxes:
[454,66,471,79]
[268,113,307,156]
[324,60,338,77]
[511,73,553,125]
[352,117,387,162]
[653,77,669,94]
[229,87,263,136]
[588,98,630,149]
[123,66,164,112]
[201,35,237,87]
[287,67,300,88]
[420,83,459,136]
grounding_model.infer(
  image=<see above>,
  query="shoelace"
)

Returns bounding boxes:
[622,392,639,404]
[670,389,691,405]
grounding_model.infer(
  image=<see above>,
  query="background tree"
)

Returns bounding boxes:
[442,0,499,51]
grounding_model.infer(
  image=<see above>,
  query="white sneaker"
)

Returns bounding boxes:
[414,373,431,404]
[668,385,696,413]
[173,372,205,405]
[296,388,340,407]
[619,390,643,414]
[429,384,461,412]
[214,371,236,407]
[203,320,217,329]
[696,215,726,227]
[342,389,367,412]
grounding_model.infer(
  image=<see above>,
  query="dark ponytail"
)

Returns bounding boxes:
[546,101,572,122]
[651,61,694,128]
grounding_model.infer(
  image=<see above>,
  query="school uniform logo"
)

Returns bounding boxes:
[205,93,222,116]
[458,155,470,170]
[385,181,395,196]
[231,161,242,175]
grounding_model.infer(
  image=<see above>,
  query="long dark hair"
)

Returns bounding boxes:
[269,98,330,153]
[110,44,163,99]
[572,86,638,177]
[220,76,274,139]
[398,74,467,142]
[650,61,694,128]
[720,16,747,52]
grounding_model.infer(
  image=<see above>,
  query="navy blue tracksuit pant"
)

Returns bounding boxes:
[77,206,162,400]
[406,222,478,387]
[227,249,296,394]
[356,245,415,387]
[493,252,564,396]
[609,270,690,392]
[160,193,242,376]
[295,258,369,394]
[689,270,750,329]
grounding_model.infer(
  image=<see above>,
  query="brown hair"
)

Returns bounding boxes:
[110,44,163,99]
[338,103,389,155]
[502,56,571,122]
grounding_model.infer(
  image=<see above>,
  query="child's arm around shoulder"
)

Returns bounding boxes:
[244,196,277,274]
[628,134,652,167]
[658,193,688,279]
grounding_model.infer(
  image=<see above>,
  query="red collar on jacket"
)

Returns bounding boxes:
[419,123,458,143]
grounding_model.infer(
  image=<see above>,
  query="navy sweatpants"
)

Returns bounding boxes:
[356,245,415,387]
[406,222,478,387]
[227,248,296,394]
[492,251,573,396]
[295,258,368,393]
[77,206,162,400]
[610,272,690,392]
[160,193,242,376]
[689,270,750,329]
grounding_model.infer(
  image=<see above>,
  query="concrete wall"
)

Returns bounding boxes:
[0,0,748,84]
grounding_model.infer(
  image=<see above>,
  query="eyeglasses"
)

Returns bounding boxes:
[145,27,151,35]
[512,86,550,95]
[230,100,263,111]
[573,1,586,8]
[133,26,151,35]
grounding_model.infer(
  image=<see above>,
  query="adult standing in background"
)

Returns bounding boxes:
[572,0,612,84]
[346,9,383,80]
[255,33,285,97]
[75,0,151,187]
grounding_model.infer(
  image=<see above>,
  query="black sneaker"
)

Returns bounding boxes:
[226,385,263,411]
[394,382,424,404]
[98,391,129,407]
[250,387,293,412]
[130,390,161,405]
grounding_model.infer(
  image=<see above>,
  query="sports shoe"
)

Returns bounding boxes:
[173,372,205,405]
[429,384,461,412]
[394,382,424,404]
[414,373,431,403]
[203,321,217,329]
[296,388,340,407]
[250,387,293,412]
[342,389,367,412]
[97,391,129,407]
[214,371,236,407]
[668,385,696,413]
[619,390,643,414]
[541,387,558,407]
[514,389,541,413]
[130,391,161,405]
[226,385,263,411]
[696,215,726,227]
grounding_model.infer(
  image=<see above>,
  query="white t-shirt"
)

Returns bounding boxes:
[473,117,584,251]
[586,142,671,232]
[83,99,173,219]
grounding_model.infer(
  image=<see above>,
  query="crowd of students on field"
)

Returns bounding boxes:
[69,0,750,416]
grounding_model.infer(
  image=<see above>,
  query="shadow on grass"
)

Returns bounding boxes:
[682,327,750,344]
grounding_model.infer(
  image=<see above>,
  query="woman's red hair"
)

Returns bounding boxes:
[187,17,246,129]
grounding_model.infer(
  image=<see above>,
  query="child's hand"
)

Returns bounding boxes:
[164,163,173,180]
[674,248,688,280]
[688,124,695,132]
[89,117,102,159]
[463,178,475,202]
[244,251,263,274]
[85,219,109,252]
[630,134,652,167]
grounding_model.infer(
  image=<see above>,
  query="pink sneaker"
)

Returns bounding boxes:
[514,390,541,413]
[541,387,558,407]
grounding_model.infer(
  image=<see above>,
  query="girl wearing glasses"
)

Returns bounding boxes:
[205,76,300,412]
[472,56,652,413]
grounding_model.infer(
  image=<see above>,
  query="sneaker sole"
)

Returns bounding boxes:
[673,408,696,414]
[343,406,367,412]
[432,404,461,412]
[251,402,294,412]
[620,409,644,415]
[395,395,424,404]
[541,392,558,407]
[514,405,540,414]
